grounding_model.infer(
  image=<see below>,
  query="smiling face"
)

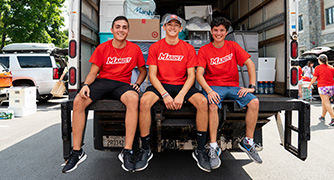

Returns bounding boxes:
[111,20,129,41]
[210,24,228,43]
[163,19,182,38]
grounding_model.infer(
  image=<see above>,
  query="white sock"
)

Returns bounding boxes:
[245,137,254,145]
[210,142,218,149]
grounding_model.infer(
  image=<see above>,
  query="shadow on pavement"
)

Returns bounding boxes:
[0,119,254,180]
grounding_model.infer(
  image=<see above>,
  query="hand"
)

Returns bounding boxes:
[163,95,176,110]
[237,87,254,97]
[79,86,90,99]
[307,85,311,90]
[131,83,140,93]
[207,90,220,104]
[174,95,184,110]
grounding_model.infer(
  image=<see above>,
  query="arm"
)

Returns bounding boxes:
[59,69,68,82]
[149,65,176,110]
[174,67,196,110]
[130,66,147,92]
[307,76,317,89]
[238,58,256,97]
[196,66,220,104]
[79,63,100,99]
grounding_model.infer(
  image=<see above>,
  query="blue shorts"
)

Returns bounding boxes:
[203,86,257,109]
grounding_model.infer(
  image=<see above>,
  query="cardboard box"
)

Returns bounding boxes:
[127,19,160,40]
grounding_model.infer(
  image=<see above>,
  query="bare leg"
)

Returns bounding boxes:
[245,98,259,138]
[139,92,159,137]
[320,94,334,119]
[72,95,93,151]
[188,93,208,132]
[120,91,139,150]
[208,104,219,143]
[321,100,328,117]
[298,84,303,99]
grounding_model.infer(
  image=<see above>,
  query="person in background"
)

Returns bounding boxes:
[308,54,334,126]
[302,61,314,81]
[62,16,147,173]
[196,17,262,168]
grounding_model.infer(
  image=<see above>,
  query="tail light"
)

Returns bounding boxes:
[291,40,298,59]
[290,67,298,86]
[53,68,59,79]
[69,40,77,58]
[69,67,77,85]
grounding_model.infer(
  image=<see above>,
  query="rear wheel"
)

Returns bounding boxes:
[38,94,52,102]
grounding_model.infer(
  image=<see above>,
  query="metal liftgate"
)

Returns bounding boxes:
[61,97,310,160]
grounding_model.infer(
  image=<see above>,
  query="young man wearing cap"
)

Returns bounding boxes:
[62,16,147,173]
[136,14,211,172]
[196,17,262,167]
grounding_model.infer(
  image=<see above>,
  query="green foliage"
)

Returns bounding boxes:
[0,0,67,49]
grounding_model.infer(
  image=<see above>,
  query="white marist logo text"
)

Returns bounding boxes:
[106,57,132,64]
[158,53,184,61]
[210,53,233,65]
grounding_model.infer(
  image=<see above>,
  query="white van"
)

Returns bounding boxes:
[0,43,67,101]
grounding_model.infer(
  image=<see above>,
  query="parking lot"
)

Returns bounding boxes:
[0,96,333,180]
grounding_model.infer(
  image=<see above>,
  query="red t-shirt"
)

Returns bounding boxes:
[197,41,250,87]
[313,64,334,87]
[147,39,197,85]
[89,40,145,84]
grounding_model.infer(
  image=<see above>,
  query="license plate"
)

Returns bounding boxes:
[103,136,125,147]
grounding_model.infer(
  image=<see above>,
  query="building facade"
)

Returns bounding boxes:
[298,0,334,54]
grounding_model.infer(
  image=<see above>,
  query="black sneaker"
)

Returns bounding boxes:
[329,119,334,126]
[319,116,325,121]
[192,148,211,172]
[239,138,263,164]
[118,149,135,172]
[135,148,153,171]
[62,149,87,173]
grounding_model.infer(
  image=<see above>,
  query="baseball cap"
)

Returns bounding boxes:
[318,54,328,61]
[164,14,182,24]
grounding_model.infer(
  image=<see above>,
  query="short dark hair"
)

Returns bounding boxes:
[112,16,129,29]
[210,17,231,42]
[211,17,231,31]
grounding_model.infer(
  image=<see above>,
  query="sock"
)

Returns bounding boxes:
[245,137,254,145]
[141,135,150,150]
[73,149,82,154]
[210,142,218,149]
[123,149,133,154]
[196,131,207,151]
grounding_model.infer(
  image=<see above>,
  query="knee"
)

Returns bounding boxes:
[196,96,208,111]
[247,98,259,110]
[209,103,218,113]
[139,96,152,111]
[123,92,139,109]
[73,96,86,111]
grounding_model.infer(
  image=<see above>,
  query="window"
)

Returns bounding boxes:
[17,56,52,68]
[326,6,334,25]
[0,57,10,68]
[298,15,303,31]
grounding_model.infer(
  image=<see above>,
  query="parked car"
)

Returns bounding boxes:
[0,43,67,102]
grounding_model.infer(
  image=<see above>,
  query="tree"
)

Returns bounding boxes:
[0,0,66,49]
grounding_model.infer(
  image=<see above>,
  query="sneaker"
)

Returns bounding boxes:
[192,148,211,172]
[319,116,325,122]
[62,149,87,173]
[207,145,222,169]
[239,138,263,164]
[118,149,135,172]
[329,119,334,126]
[135,148,153,171]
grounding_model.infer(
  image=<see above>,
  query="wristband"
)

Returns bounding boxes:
[162,92,169,98]
[135,83,140,87]
[207,90,213,94]
[83,83,89,87]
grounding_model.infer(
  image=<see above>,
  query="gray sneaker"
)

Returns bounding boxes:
[192,148,211,172]
[135,148,153,171]
[207,145,222,169]
[239,138,263,164]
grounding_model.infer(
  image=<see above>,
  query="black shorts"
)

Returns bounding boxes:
[88,78,137,102]
[145,83,200,100]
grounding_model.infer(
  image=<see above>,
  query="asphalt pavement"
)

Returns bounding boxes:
[0,96,333,180]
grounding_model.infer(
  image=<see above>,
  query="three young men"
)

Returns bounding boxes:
[62,16,147,173]
[63,15,262,173]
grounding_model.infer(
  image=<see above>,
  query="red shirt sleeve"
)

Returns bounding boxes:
[232,42,251,66]
[89,47,103,67]
[313,66,319,77]
[147,44,157,66]
[197,46,207,69]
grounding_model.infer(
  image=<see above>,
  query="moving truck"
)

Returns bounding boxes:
[62,0,310,162]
